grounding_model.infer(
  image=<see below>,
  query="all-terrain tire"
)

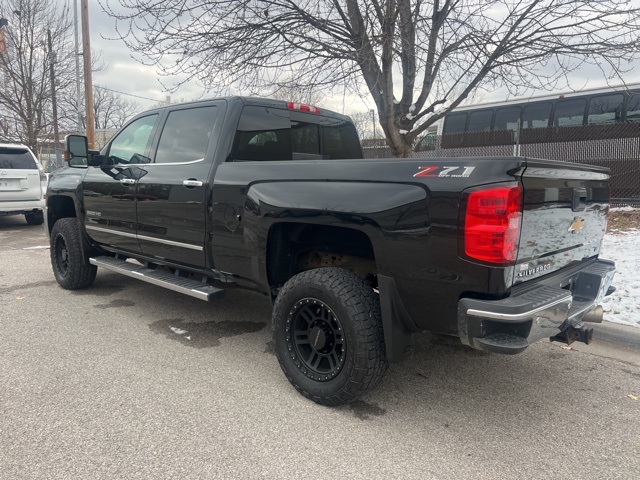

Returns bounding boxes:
[50,218,97,290]
[273,268,388,406]
[25,210,44,225]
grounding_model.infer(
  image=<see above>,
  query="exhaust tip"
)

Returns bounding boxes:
[582,306,604,324]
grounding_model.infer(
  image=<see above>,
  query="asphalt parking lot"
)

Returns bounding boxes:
[1,216,639,479]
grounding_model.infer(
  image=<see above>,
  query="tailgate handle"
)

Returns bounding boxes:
[572,187,587,212]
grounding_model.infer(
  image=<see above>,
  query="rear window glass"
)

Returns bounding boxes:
[0,148,37,169]
[319,119,361,160]
[231,106,360,161]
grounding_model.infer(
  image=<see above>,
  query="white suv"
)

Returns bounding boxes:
[0,143,46,225]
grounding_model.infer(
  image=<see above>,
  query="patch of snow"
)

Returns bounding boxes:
[399,129,408,134]
[409,104,416,112]
[600,229,640,328]
[406,113,415,120]
[394,99,400,104]
[610,206,636,212]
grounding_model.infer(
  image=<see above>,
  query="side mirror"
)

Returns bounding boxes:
[64,135,89,167]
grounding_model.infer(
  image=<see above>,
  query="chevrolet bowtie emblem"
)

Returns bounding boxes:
[568,217,585,234]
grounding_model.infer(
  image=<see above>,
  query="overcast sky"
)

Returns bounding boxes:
[88,2,375,114]
[87,1,640,116]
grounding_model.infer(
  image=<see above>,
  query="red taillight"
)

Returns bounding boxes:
[287,102,320,114]
[463,184,523,264]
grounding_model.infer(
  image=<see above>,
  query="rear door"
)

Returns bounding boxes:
[0,146,42,202]
[135,104,219,266]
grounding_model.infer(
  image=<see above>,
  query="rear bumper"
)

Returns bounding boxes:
[458,259,616,354]
[0,199,45,215]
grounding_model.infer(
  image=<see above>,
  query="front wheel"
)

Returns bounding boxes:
[273,268,388,406]
[50,218,97,290]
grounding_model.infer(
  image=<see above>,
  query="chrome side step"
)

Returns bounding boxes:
[89,256,224,302]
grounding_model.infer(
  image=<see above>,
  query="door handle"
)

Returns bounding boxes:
[183,179,203,188]
[120,178,135,185]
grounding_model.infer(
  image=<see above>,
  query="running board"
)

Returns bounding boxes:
[89,256,224,302]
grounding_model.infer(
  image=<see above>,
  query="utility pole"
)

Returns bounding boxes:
[81,0,95,148]
[73,0,82,131]
[0,18,8,94]
[370,109,378,139]
[47,29,61,167]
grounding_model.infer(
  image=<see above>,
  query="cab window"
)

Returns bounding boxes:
[108,115,158,165]
[154,107,218,164]
[232,106,292,161]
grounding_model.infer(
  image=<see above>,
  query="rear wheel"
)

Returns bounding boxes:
[50,218,97,289]
[273,268,388,406]
[25,210,44,225]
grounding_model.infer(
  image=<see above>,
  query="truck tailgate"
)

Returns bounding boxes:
[515,159,610,285]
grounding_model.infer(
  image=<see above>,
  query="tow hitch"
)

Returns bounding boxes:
[551,321,594,345]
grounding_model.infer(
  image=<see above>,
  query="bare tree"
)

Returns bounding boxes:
[0,0,74,151]
[102,1,640,157]
[349,110,375,140]
[268,84,325,106]
[91,86,141,130]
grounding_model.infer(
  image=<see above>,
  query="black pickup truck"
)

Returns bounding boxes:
[46,97,616,405]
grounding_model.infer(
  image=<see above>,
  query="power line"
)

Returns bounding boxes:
[94,85,164,103]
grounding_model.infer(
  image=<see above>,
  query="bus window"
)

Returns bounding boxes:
[443,113,467,134]
[494,107,521,131]
[626,92,640,122]
[522,102,552,128]
[467,109,493,132]
[587,94,623,124]
[415,130,437,151]
[554,98,586,127]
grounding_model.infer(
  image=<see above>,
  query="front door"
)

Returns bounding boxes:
[83,114,159,254]
[135,105,219,267]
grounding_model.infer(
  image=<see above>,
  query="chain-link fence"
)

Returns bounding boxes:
[363,123,640,205]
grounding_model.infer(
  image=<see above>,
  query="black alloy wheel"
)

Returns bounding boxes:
[286,298,346,381]
[273,267,388,406]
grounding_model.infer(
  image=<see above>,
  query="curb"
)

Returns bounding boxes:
[568,321,640,366]
[593,321,640,352]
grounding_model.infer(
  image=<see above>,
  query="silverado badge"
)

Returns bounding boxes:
[568,217,585,234]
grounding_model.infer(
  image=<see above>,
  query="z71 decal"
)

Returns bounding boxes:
[413,166,476,178]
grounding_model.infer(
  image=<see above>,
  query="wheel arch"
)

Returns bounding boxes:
[46,194,77,235]
[46,194,97,265]
[266,222,377,291]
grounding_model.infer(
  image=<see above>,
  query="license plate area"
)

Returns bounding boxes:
[0,179,21,190]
